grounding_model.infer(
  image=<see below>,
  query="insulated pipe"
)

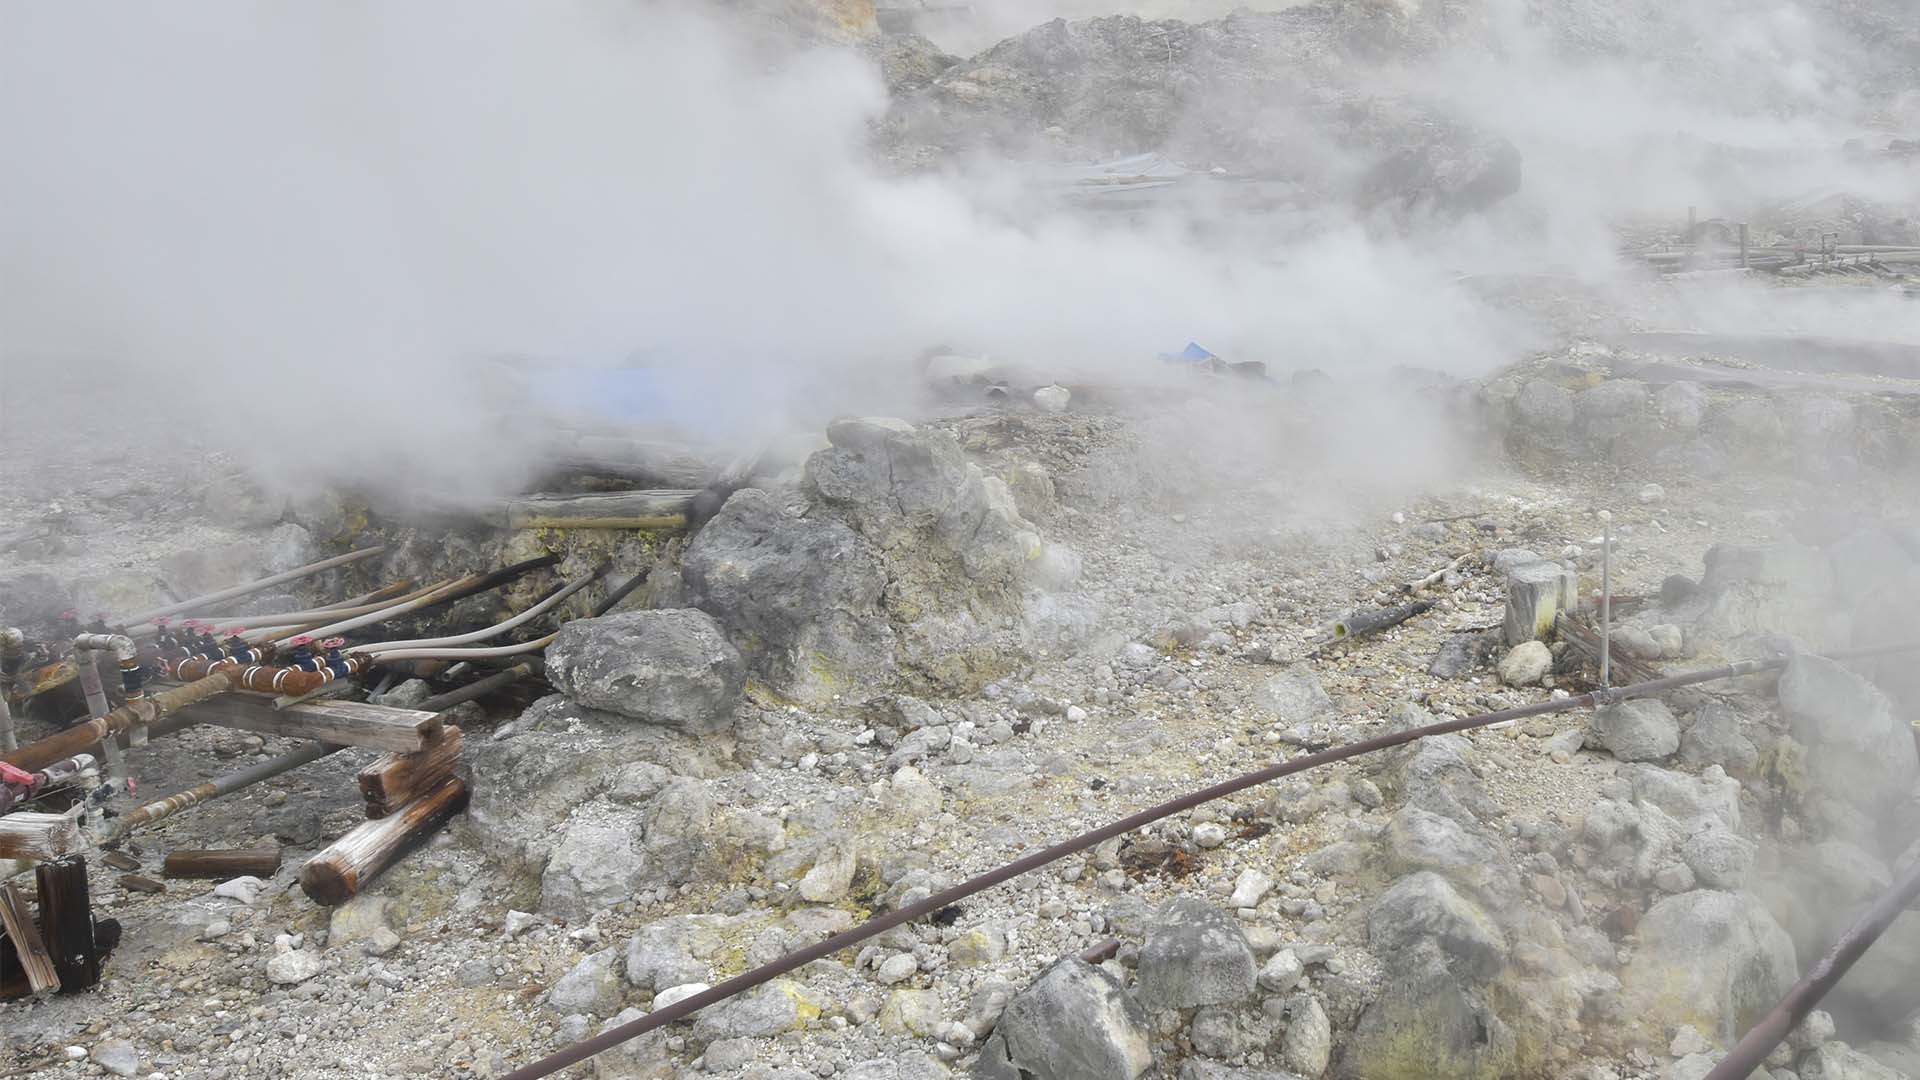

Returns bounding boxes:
[498,639,1920,1080]
[414,662,538,713]
[364,636,555,663]
[118,546,387,630]
[2,672,234,773]
[1705,852,1920,1080]
[267,578,465,646]
[349,574,594,654]
[196,580,419,635]
[269,554,560,647]
[103,741,344,841]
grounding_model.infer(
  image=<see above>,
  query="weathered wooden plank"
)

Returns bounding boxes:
[162,848,283,880]
[300,777,469,906]
[506,491,696,531]
[0,882,57,996]
[0,811,82,862]
[37,857,101,993]
[358,726,463,820]
[176,695,441,753]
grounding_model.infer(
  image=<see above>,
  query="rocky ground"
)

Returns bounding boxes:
[6,284,1920,1080]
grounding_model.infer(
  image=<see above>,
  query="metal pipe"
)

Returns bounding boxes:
[590,569,649,618]
[265,579,463,647]
[118,546,387,630]
[194,580,419,635]
[349,574,593,654]
[103,741,343,840]
[1600,510,1613,689]
[498,639,1920,1080]
[1705,853,1920,1080]
[2,672,234,773]
[415,663,536,713]
[0,627,23,753]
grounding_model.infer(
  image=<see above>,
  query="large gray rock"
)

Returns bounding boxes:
[1679,703,1760,773]
[1620,890,1798,1045]
[683,488,895,707]
[591,1007,672,1079]
[691,980,819,1041]
[548,948,624,1017]
[1381,807,1519,908]
[1800,1042,1908,1080]
[1778,653,1918,818]
[624,915,749,991]
[1367,872,1507,979]
[1338,939,1517,1080]
[1280,994,1332,1076]
[540,778,717,918]
[974,959,1151,1080]
[1180,1065,1308,1080]
[545,610,744,731]
[1586,699,1680,762]
[1257,668,1334,726]
[1133,897,1258,1010]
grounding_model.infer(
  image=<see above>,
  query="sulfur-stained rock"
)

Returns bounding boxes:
[974,958,1151,1080]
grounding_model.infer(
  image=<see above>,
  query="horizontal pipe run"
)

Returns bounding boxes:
[118,546,387,631]
[199,581,420,636]
[267,577,464,647]
[498,639,1920,1080]
[365,636,555,663]
[2,673,235,773]
[270,554,561,648]
[415,663,536,713]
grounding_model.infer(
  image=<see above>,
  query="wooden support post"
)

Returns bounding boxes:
[0,882,58,997]
[358,726,463,819]
[36,857,101,993]
[176,695,441,753]
[0,811,82,861]
[506,491,696,531]
[1504,561,1576,647]
[163,848,283,879]
[300,777,469,906]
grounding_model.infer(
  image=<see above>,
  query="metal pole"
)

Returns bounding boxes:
[1599,510,1613,689]
[497,640,1920,1080]
[1705,853,1920,1079]
[118,546,388,630]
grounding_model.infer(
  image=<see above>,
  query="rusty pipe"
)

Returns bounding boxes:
[118,545,388,631]
[2,671,235,773]
[497,639,1920,1080]
[1705,852,1920,1080]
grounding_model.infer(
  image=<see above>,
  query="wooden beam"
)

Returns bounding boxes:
[0,811,81,862]
[506,490,696,531]
[358,726,463,819]
[175,695,441,753]
[300,777,469,906]
[0,883,57,996]
[163,848,283,880]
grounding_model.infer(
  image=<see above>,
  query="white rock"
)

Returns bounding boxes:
[265,949,324,985]
[504,910,539,938]
[1228,869,1273,909]
[877,954,919,986]
[1258,949,1305,992]
[652,982,710,1011]
[1498,641,1553,687]
[1032,385,1071,413]
[1193,823,1229,849]
[1639,483,1666,504]
[212,876,265,905]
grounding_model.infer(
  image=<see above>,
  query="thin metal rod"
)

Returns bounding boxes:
[105,741,343,839]
[1600,509,1613,689]
[498,639,1920,1080]
[118,546,387,630]
[1705,852,1920,1079]
[590,570,649,618]
[415,663,535,713]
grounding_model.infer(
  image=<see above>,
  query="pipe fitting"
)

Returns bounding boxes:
[74,632,138,662]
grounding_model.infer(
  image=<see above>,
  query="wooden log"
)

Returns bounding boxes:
[358,726,463,819]
[162,848,283,880]
[0,811,82,861]
[176,695,441,753]
[300,776,469,906]
[506,491,696,531]
[543,432,718,488]
[118,874,165,894]
[99,851,141,872]
[0,882,57,996]
[36,857,101,993]
[1504,561,1577,647]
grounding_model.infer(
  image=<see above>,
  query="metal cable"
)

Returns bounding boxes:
[499,640,1920,1080]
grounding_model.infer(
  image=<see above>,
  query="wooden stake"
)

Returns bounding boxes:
[162,848,283,880]
[0,883,57,996]
[299,777,469,907]
[357,726,463,819]
[35,857,101,993]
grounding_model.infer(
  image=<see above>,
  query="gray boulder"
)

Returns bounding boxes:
[1133,898,1257,1011]
[1381,807,1519,908]
[591,1007,672,1079]
[691,979,818,1041]
[1181,1064,1308,1080]
[1679,703,1760,773]
[683,488,895,707]
[1257,668,1334,726]
[539,780,715,918]
[1680,827,1757,890]
[1279,994,1332,1076]
[1586,699,1680,762]
[1620,890,1798,1045]
[548,948,624,1017]
[1338,939,1517,1080]
[1367,872,1507,979]
[1800,1042,1908,1080]
[545,610,744,731]
[974,958,1152,1080]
